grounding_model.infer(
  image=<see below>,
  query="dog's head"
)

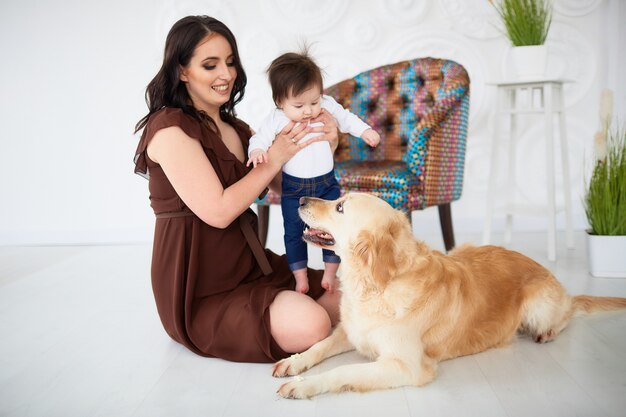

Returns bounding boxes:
[299,193,415,287]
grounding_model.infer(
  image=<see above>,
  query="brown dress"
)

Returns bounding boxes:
[134,108,325,362]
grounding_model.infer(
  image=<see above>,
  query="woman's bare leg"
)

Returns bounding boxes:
[269,290,331,353]
[316,288,341,326]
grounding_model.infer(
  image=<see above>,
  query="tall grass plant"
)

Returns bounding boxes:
[492,0,553,46]
[585,124,626,236]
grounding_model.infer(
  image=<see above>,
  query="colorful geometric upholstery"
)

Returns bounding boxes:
[257,58,470,247]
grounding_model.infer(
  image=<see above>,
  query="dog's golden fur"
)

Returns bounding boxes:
[272,193,626,399]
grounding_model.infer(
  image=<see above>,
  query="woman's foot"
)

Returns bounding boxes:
[293,268,309,294]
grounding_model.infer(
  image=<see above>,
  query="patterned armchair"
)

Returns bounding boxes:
[257,57,470,251]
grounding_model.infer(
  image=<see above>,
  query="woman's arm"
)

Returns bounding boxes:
[268,171,282,195]
[147,121,310,228]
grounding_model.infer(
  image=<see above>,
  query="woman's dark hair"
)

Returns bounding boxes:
[134,15,247,133]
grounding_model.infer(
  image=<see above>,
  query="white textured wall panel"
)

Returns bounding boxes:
[0,0,622,244]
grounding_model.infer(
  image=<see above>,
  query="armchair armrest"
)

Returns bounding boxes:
[407,87,469,171]
[406,64,470,206]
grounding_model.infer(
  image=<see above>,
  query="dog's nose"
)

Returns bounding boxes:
[299,197,308,207]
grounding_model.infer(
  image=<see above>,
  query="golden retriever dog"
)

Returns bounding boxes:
[272,193,626,399]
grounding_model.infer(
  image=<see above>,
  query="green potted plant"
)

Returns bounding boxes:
[584,90,626,278]
[491,0,553,79]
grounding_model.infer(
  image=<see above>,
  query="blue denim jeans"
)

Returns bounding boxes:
[281,170,341,271]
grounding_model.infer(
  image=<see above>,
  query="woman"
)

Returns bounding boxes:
[134,15,341,362]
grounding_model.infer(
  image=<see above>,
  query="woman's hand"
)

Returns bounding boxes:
[267,109,340,167]
[266,120,311,166]
[306,108,340,152]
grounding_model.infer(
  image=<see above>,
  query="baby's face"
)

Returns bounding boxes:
[279,86,322,123]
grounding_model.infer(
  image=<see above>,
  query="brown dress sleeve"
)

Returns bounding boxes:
[134,108,209,179]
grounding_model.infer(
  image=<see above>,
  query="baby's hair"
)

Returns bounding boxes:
[267,46,323,106]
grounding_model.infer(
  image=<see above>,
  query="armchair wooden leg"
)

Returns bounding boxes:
[257,205,270,248]
[438,203,455,252]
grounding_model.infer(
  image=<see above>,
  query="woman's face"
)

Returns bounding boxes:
[180,34,237,115]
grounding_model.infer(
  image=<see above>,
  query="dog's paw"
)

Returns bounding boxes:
[272,353,310,377]
[534,329,555,344]
[277,376,320,399]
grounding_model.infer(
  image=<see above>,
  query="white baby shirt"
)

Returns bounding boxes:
[248,95,371,178]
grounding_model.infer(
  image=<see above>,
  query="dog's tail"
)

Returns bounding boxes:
[571,295,626,315]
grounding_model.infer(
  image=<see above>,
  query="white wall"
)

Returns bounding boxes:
[0,0,623,245]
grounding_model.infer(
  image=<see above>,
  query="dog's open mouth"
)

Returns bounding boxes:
[303,226,335,246]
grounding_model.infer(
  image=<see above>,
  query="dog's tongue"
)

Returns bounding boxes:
[303,227,335,246]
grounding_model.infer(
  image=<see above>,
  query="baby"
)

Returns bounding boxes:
[248,51,380,294]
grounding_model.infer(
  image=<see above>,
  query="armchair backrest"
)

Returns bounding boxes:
[324,58,470,165]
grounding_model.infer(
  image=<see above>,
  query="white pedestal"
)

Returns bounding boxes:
[482,79,575,262]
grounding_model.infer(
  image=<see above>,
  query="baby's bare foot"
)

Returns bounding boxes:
[321,275,337,293]
[293,269,309,294]
[322,262,339,293]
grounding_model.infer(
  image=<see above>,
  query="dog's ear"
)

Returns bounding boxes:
[351,223,401,289]
[352,230,375,268]
[371,231,398,287]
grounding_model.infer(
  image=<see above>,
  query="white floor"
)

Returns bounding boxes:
[1,229,626,417]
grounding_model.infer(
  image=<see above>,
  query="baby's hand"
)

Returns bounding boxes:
[246,149,269,168]
[361,129,381,147]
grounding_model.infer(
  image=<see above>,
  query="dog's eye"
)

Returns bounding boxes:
[336,202,344,213]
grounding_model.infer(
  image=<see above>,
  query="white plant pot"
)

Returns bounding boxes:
[586,232,626,278]
[510,45,548,80]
